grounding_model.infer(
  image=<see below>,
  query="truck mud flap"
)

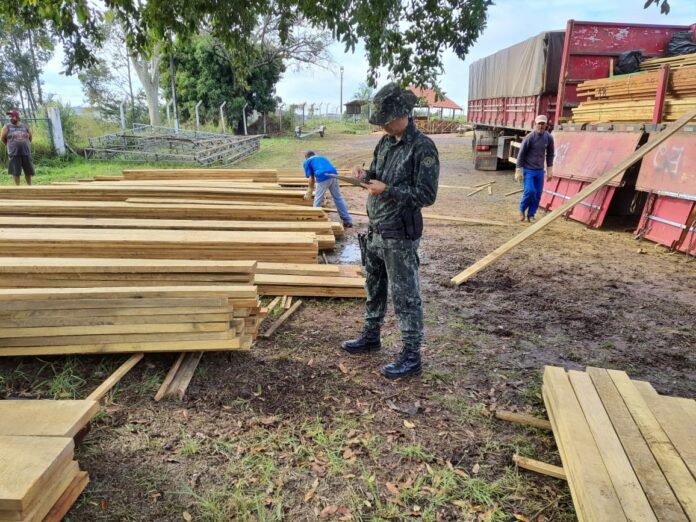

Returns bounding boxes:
[634,130,696,256]
[541,177,616,229]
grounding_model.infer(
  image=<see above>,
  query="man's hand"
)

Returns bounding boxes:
[514,168,523,183]
[351,165,367,180]
[546,166,554,181]
[303,187,313,200]
[365,180,386,196]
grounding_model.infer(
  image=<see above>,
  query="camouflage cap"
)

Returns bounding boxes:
[369,83,418,126]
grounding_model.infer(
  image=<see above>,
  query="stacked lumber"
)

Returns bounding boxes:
[0,185,309,206]
[640,51,696,72]
[0,228,319,263]
[543,365,696,521]
[0,400,99,437]
[0,286,260,357]
[274,168,353,187]
[0,217,342,249]
[572,64,696,123]
[122,168,279,182]
[0,258,366,298]
[0,436,89,522]
[0,200,326,221]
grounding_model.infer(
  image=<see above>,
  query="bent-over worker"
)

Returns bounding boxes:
[303,151,353,228]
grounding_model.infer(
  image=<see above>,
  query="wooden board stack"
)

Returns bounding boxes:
[0,400,98,521]
[640,51,696,72]
[0,228,319,263]
[122,168,279,182]
[0,258,366,298]
[0,286,260,357]
[543,365,696,521]
[0,184,310,206]
[0,199,326,221]
[572,56,696,123]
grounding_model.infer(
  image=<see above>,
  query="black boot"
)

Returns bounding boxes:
[381,347,421,379]
[341,328,381,354]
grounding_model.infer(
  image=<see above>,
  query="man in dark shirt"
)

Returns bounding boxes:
[1,110,35,186]
[515,114,554,222]
[342,83,439,379]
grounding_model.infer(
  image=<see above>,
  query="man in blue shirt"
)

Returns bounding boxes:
[515,114,555,222]
[303,151,353,228]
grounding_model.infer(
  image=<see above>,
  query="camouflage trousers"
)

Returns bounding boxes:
[364,232,423,349]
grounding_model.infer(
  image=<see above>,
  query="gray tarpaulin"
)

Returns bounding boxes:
[469,31,565,100]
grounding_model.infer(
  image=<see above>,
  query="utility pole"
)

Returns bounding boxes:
[339,66,344,119]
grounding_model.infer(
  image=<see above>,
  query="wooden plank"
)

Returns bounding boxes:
[0,312,233,328]
[0,436,74,511]
[260,296,282,315]
[633,381,696,480]
[466,184,491,197]
[543,366,627,522]
[587,367,688,522]
[512,454,566,480]
[259,300,303,338]
[0,321,229,338]
[169,352,204,400]
[568,370,656,521]
[0,461,79,522]
[87,353,144,402]
[0,337,246,357]
[0,297,228,311]
[0,401,98,438]
[494,410,552,430]
[0,258,256,274]
[154,353,186,402]
[450,105,696,285]
[608,369,696,519]
[542,386,587,522]
[0,286,257,301]
[42,471,89,522]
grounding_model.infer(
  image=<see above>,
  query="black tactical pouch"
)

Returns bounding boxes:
[377,210,423,240]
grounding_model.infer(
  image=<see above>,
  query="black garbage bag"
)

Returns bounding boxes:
[614,50,644,75]
[666,31,696,57]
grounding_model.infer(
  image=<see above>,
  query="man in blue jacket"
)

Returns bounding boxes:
[515,114,555,222]
[303,151,353,228]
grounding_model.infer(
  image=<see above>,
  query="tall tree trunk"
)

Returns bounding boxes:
[27,30,43,105]
[126,54,135,123]
[130,46,162,126]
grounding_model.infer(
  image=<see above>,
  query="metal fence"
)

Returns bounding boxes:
[84,124,262,166]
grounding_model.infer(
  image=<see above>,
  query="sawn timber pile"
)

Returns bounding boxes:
[121,168,279,181]
[0,286,260,357]
[0,228,320,263]
[543,365,696,522]
[0,258,366,298]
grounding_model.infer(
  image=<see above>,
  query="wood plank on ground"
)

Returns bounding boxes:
[87,353,144,402]
[587,367,688,522]
[543,366,627,522]
[607,369,696,519]
[0,401,98,438]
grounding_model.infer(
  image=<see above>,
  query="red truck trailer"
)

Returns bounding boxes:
[469,19,696,255]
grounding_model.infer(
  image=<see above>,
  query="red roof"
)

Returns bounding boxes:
[408,86,462,111]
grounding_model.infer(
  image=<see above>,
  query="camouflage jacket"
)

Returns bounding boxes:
[365,119,439,226]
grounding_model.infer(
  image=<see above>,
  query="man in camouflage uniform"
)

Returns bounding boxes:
[342,83,439,379]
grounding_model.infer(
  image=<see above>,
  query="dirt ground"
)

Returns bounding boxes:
[1,132,694,522]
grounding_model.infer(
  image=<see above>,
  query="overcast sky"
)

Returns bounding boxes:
[42,0,696,111]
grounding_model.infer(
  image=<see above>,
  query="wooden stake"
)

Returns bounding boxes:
[466,184,491,197]
[326,209,508,226]
[504,189,523,197]
[513,454,567,480]
[86,353,144,401]
[450,105,696,285]
[495,410,552,430]
[487,185,493,196]
[154,352,186,401]
[259,300,303,338]
[261,295,282,315]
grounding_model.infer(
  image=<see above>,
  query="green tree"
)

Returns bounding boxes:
[0,19,54,116]
[644,0,671,13]
[1,0,492,86]
[160,34,285,133]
